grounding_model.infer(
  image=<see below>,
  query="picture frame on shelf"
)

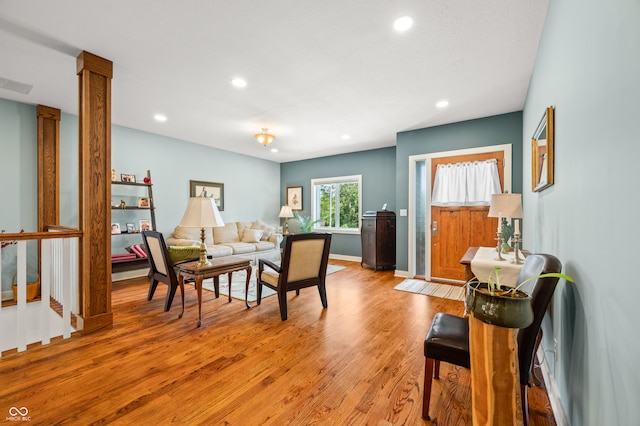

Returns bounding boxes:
[139,220,152,232]
[287,186,303,210]
[189,180,224,211]
[126,223,136,233]
[111,169,117,182]
[120,173,136,183]
[111,223,121,234]
[138,197,150,208]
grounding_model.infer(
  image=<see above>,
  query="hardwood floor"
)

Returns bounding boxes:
[1,260,555,425]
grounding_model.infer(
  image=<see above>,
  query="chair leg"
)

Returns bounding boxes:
[164,282,177,312]
[317,283,328,308]
[256,281,263,305]
[148,279,159,301]
[422,357,435,420]
[521,383,530,426]
[433,359,440,379]
[278,290,288,320]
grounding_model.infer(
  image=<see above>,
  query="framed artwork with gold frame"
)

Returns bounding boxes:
[532,106,555,192]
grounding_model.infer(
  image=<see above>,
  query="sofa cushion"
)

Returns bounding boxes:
[205,244,233,257]
[252,219,275,241]
[222,242,257,255]
[254,241,276,251]
[214,223,239,243]
[241,229,264,243]
[173,225,213,245]
[236,221,254,240]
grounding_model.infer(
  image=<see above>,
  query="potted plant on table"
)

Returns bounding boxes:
[294,212,321,233]
[464,267,574,328]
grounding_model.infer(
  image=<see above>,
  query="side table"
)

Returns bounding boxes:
[176,257,252,327]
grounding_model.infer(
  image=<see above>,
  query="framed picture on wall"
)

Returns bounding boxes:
[287,186,303,211]
[189,180,224,211]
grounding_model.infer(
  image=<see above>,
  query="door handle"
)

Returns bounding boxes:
[432,221,438,236]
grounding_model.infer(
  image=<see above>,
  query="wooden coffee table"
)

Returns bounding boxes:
[176,257,252,327]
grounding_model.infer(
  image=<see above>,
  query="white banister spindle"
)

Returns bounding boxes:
[41,239,52,345]
[62,237,72,338]
[16,240,27,352]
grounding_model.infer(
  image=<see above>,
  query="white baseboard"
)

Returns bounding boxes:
[536,346,568,426]
[394,269,410,278]
[112,270,148,282]
[328,254,360,263]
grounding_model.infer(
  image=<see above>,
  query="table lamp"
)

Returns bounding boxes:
[178,196,224,267]
[488,193,523,262]
[279,205,294,234]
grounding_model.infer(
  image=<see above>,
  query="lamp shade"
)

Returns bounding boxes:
[179,197,224,228]
[278,205,294,218]
[488,193,523,218]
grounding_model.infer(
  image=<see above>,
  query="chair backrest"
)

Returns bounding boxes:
[279,233,332,287]
[515,253,563,385]
[141,230,177,283]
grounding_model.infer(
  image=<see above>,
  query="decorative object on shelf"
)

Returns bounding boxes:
[126,223,136,233]
[255,128,275,146]
[12,267,40,302]
[178,196,225,267]
[119,200,126,208]
[286,186,302,210]
[278,205,294,233]
[120,173,136,183]
[143,176,151,184]
[532,106,555,192]
[139,220,152,232]
[111,169,117,182]
[111,223,121,234]
[488,193,523,260]
[189,180,224,211]
[138,197,149,208]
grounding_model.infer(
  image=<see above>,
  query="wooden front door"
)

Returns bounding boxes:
[430,151,504,282]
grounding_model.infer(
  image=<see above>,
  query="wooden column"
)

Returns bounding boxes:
[77,51,113,334]
[37,105,61,231]
[469,315,522,426]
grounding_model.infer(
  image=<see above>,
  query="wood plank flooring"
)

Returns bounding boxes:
[0,260,555,425]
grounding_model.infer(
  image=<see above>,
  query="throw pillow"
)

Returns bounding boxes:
[241,229,264,243]
[213,223,240,243]
[251,219,275,241]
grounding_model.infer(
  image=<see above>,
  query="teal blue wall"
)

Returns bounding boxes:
[523,0,640,424]
[395,112,524,271]
[280,147,396,257]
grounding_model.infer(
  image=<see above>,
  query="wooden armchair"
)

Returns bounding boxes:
[256,232,332,320]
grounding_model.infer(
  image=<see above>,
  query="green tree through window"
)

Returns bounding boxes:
[312,175,361,232]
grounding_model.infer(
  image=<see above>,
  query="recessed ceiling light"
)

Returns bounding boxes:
[154,114,167,122]
[393,16,413,32]
[436,100,449,109]
[270,148,278,153]
[342,134,351,140]
[231,78,247,88]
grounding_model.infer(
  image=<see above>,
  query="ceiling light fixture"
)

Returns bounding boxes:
[231,78,247,88]
[393,16,413,32]
[154,114,167,122]
[436,100,449,108]
[342,134,351,140]
[255,128,276,146]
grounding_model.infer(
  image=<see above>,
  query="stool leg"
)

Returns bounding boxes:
[422,357,435,420]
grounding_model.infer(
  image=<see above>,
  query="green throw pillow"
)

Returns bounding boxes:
[168,246,200,264]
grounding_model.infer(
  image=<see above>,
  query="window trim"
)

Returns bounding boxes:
[310,174,362,234]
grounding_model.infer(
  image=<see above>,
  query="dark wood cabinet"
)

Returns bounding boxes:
[361,211,396,271]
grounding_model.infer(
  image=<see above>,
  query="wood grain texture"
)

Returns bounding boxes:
[0,261,556,425]
[77,50,113,330]
[37,104,61,231]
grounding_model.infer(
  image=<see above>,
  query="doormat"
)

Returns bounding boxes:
[394,279,465,301]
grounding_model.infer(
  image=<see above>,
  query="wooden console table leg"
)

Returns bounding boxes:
[469,315,522,426]
[196,275,203,328]
[244,265,252,309]
[227,272,233,303]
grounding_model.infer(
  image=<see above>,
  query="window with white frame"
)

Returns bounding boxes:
[311,175,362,233]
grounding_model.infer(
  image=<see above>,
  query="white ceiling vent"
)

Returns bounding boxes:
[0,77,33,94]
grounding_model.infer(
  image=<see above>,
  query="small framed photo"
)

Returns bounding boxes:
[139,219,152,232]
[111,223,121,234]
[111,169,117,182]
[189,180,224,211]
[138,197,150,208]
[287,186,303,210]
[121,173,136,183]
[126,223,136,233]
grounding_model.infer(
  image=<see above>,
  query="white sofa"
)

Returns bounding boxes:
[166,220,282,264]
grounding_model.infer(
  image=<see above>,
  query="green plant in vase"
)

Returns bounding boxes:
[294,212,321,233]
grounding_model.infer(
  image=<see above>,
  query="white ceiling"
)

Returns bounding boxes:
[0,0,549,163]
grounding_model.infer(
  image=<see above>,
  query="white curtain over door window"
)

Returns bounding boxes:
[432,159,502,206]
